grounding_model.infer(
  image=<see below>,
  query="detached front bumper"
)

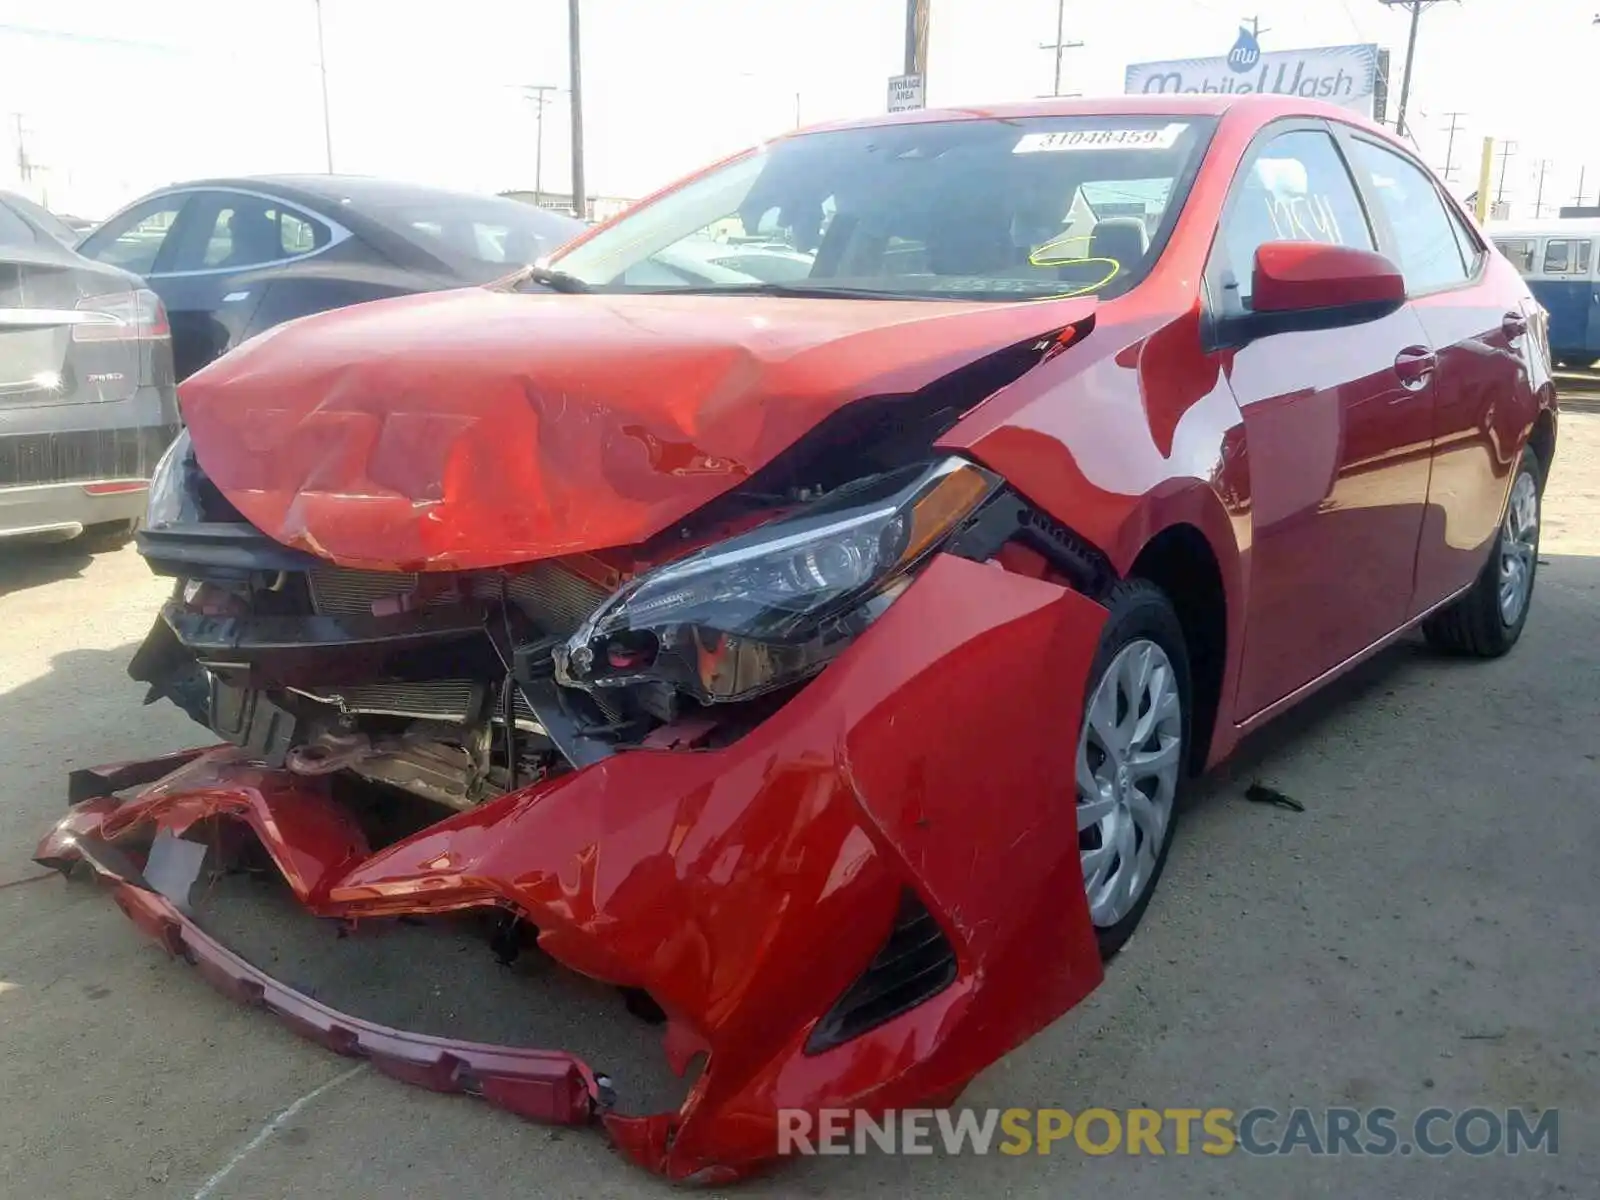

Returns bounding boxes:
[39,554,1108,1182]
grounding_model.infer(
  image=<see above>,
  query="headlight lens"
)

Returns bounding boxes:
[557,457,1000,703]
[144,427,195,530]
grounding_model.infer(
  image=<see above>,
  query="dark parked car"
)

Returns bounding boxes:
[77,176,584,380]
[0,190,178,547]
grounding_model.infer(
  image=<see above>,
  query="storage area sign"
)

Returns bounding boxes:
[887,73,925,113]
[1126,41,1381,118]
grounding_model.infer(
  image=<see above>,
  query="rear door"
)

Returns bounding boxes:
[1209,122,1437,718]
[1339,133,1538,614]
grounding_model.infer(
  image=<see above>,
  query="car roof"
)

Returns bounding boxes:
[162,174,538,210]
[800,93,1377,135]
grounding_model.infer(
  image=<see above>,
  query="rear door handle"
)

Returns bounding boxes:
[1394,345,1437,390]
[1502,312,1528,339]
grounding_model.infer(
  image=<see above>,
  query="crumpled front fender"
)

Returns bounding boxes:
[40,553,1107,1182]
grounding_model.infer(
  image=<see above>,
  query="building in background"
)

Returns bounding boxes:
[500,190,633,222]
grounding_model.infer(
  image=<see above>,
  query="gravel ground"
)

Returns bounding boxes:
[1,415,1596,1199]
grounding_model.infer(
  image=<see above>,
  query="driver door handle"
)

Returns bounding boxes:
[1394,345,1437,391]
[1502,311,1528,339]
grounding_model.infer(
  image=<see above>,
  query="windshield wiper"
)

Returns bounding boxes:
[500,264,592,294]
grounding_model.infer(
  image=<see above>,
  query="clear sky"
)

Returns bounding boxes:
[0,0,1592,219]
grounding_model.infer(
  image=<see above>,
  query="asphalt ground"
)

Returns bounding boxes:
[1,414,1596,1199]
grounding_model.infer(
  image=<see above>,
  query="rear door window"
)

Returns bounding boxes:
[183,193,332,271]
[1347,139,1469,292]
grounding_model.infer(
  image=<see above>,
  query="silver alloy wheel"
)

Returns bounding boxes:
[1076,638,1183,928]
[1498,469,1540,626]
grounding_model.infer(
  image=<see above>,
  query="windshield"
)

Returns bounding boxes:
[553,115,1214,300]
[380,195,584,270]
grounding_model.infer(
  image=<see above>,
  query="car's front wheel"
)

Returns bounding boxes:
[1076,580,1190,958]
[1422,445,1542,658]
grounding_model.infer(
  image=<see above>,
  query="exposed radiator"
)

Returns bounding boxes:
[291,679,486,722]
[292,678,549,731]
[306,567,431,618]
[306,561,610,635]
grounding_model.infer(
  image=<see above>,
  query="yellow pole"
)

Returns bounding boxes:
[1476,137,1494,224]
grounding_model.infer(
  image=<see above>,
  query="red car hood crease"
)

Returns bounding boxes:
[180,288,1097,571]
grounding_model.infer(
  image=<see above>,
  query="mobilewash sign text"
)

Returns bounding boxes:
[1125,44,1381,117]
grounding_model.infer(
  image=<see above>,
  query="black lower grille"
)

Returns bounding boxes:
[804,889,958,1055]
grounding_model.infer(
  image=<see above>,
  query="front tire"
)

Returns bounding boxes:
[1422,445,1542,658]
[1076,580,1190,959]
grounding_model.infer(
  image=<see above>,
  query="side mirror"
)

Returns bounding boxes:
[1219,241,1407,344]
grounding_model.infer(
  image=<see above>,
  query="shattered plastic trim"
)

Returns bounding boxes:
[40,555,1110,1182]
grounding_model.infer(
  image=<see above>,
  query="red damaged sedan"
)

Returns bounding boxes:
[39,95,1556,1181]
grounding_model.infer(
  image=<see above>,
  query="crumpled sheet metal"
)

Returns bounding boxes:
[39,554,1107,1181]
[177,288,1096,572]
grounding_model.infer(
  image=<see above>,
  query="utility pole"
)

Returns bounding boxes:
[1495,139,1517,205]
[1242,15,1270,38]
[10,113,30,183]
[1439,110,1466,181]
[1576,165,1588,209]
[521,85,557,207]
[314,0,334,172]
[905,0,930,76]
[1040,0,1084,98]
[568,0,586,220]
[1378,1,1452,140]
[795,92,802,129]
[1533,158,1551,217]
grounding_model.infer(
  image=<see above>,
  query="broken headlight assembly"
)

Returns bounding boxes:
[556,457,1001,703]
[144,427,198,530]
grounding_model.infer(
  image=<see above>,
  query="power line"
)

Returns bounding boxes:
[1039,0,1084,98]
[1337,0,1368,39]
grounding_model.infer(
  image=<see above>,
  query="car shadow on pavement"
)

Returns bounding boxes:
[0,539,95,597]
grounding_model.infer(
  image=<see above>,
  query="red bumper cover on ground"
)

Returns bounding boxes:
[38,554,1108,1182]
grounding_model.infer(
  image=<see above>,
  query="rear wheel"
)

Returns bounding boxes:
[1422,445,1541,658]
[1075,580,1190,958]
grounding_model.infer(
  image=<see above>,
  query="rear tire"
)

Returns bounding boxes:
[1076,580,1191,959]
[1422,445,1541,658]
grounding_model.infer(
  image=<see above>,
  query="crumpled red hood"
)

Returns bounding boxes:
[179,286,1094,570]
